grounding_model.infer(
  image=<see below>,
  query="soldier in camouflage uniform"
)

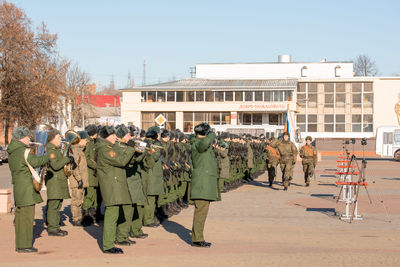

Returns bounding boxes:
[299,136,317,187]
[266,137,280,187]
[277,132,298,191]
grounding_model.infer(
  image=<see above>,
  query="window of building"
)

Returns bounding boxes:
[210,112,221,125]
[185,91,194,102]
[255,91,263,101]
[274,91,283,101]
[147,91,156,102]
[176,91,184,102]
[269,114,279,125]
[141,112,176,130]
[324,115,334,132]
[245,91,253,101]
[167,91,175,102]
[215,91,224,102]
[352,114,362,132]
[243,113,252,125]
[183,112,231,132]
[335,83,345,106]
[336,114,345,132]
[308,114,317,132]
[285,91,293,101]
[363,91,373,108]
[206,91,214,102]
[235,91,243,101]
[157,91,165,102]
[141,91,147,102]
[225,91,234,101]
[253,113,262,125]
[264,91,273,101]
[308,83,318,108]
[196,91,204,102]
[363,114,373,132]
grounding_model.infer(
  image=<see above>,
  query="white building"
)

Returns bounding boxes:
[121,55,400,138]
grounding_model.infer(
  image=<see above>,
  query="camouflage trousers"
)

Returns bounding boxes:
[280,162,294,187]
[302,161,315,185]
[267,163,278,184]
[71,188,84,222]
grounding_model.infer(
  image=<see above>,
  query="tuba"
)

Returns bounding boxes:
[30,126,51,192]
[62,130,81,176]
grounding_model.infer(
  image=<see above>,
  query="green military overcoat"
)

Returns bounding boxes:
[45,143,71,200]
[84,137,98,186]
[7,140,49,207]
[190,132,220,201]
[146,140,165,196]
[96,138,135,206]
[218,148,230,179]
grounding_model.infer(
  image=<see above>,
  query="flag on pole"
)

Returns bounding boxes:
[284,108,296,143]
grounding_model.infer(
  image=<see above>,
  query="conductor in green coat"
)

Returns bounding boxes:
[7,126,49,253]
[45,128,73,237]
[190,123,220,248]
[96,126,136,254]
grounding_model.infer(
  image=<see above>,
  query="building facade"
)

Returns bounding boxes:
[121,56,400,138]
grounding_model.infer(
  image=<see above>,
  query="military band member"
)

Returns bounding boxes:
[8,126,49,253]
[277,132,298,191]
[45,128,73,236]
[68,131,89,226]
[300,136,317,187]
[143,127,165,227]
[96,125,136,254]
[190,123,219,248]
[83,124,99,225]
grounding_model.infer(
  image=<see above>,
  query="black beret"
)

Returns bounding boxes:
[116,124,129,138]
[78,130,89,139]
[85,124,98,137]
[145,129,158,140]
[148,126,160,133]
[306,136,313,141]
[220,132,229,139]
[12,126,31,140]
[99,126,116,139]
[169,131,176,139]
[194,123,210,136]
[178,132,185,142]
[161,129,170,138]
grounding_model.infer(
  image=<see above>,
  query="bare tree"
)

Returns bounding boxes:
[63,64,90,128]
[354,54,378,76]
[0,1,68,143]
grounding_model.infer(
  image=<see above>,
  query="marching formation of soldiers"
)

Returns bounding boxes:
[7,123,317,253]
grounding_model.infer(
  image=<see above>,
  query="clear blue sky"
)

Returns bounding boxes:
[9,0,400,89]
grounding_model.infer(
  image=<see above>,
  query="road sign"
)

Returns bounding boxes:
[155,114,167,126]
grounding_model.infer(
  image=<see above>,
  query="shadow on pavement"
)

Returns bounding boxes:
[33,219,46,244]
[248,180,280,191]
[306,208,337,217]
[381,177,400,181]
[161,220,192,245]
[83,224,103,250]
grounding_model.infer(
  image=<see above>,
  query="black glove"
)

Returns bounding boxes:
[68,156,77,169]
[78,180,83,189]
[127,139,135,147]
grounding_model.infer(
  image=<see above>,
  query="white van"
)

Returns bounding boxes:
[375,126,400,160]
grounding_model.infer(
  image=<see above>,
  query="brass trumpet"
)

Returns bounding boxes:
[62,130,80,176]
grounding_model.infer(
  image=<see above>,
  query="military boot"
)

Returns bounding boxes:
[81,209,93,226]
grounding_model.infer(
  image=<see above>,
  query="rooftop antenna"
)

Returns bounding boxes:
[190,67,196,78]
[142,60,146,86]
